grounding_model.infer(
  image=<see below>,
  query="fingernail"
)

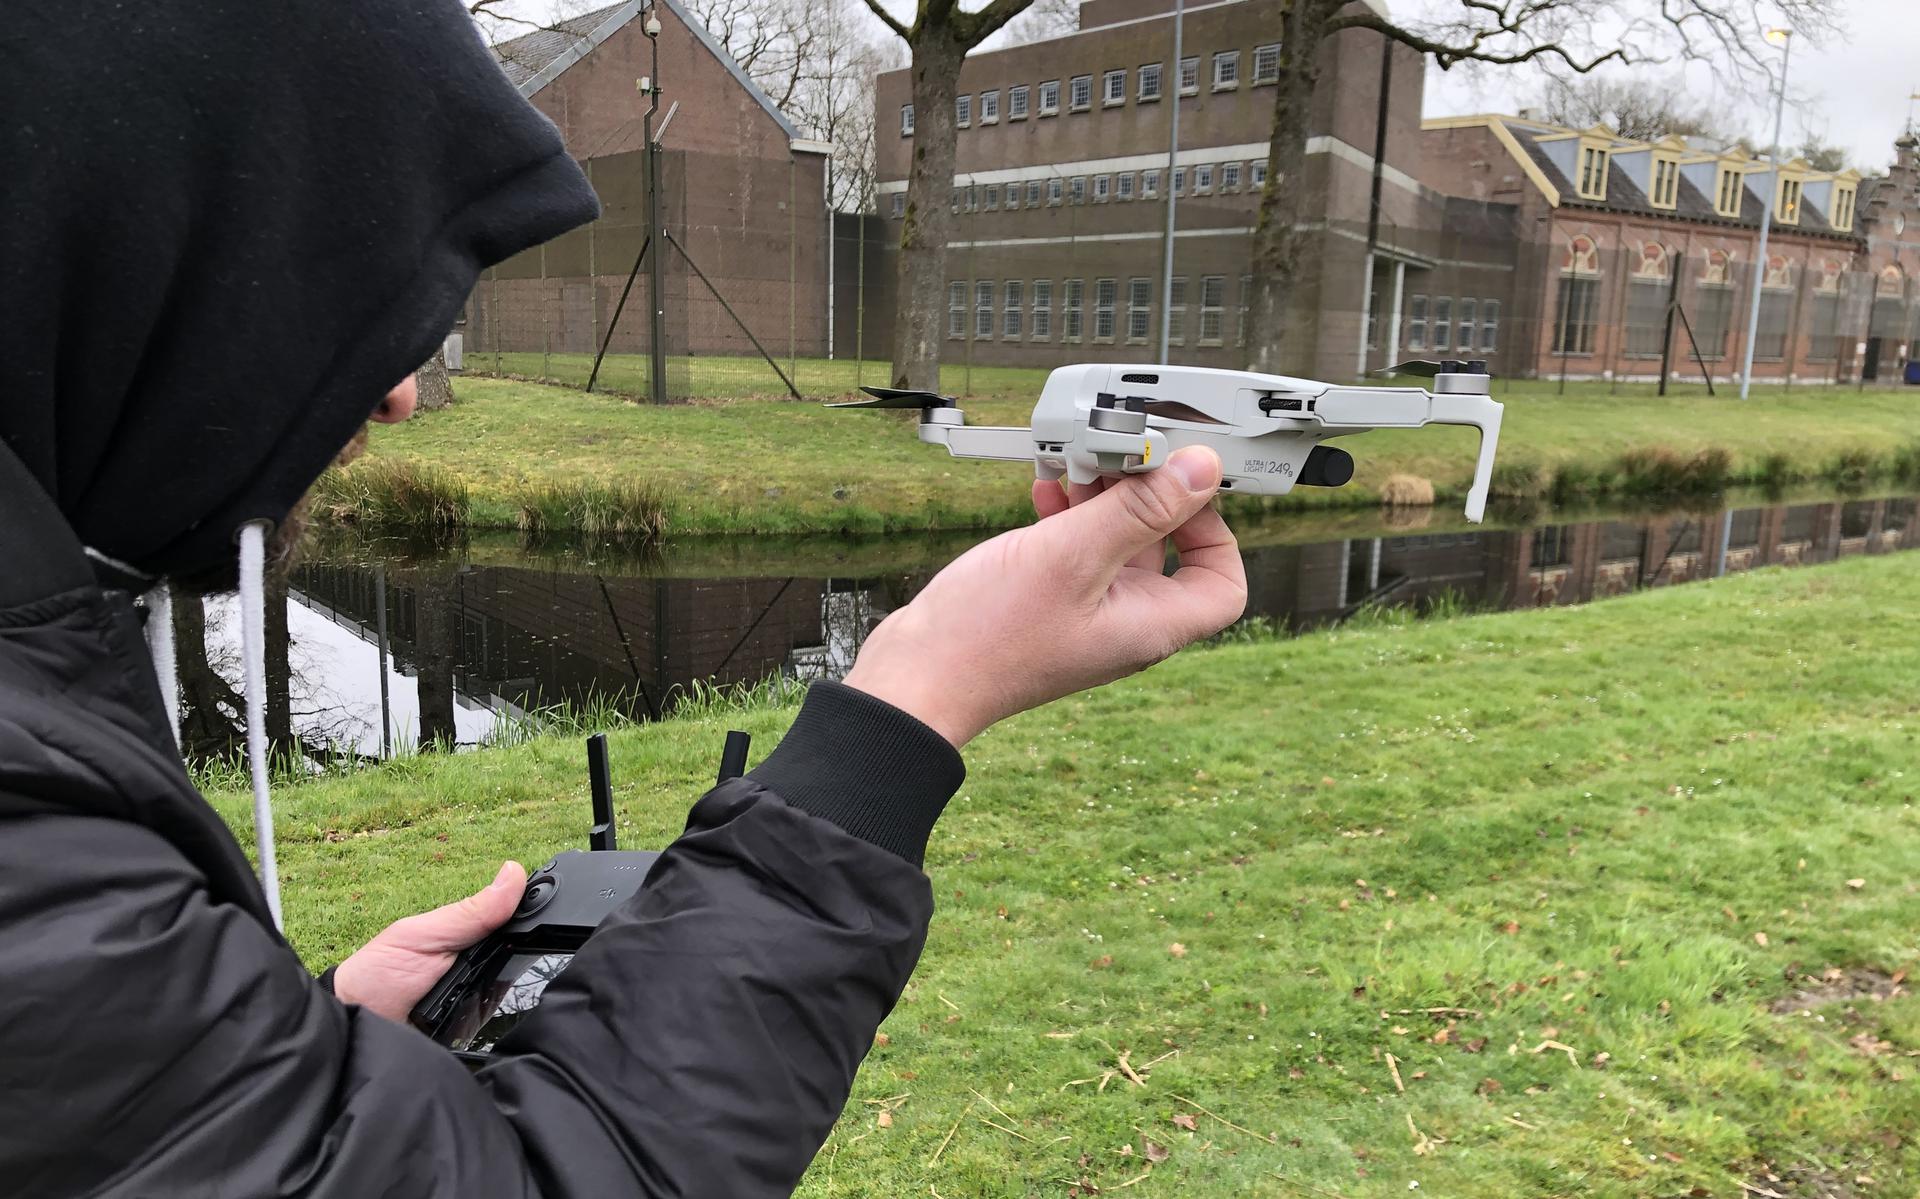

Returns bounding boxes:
[1168,446,1220,492]
[488,862,516,891]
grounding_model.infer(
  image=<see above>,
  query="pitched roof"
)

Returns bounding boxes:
[488,0,802,142]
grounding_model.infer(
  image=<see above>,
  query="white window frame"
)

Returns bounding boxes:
[947,281,966,339]
[1116,171,1135,200]
[1250,160,1268,187]
[955,94,971,128]
[1009,85,1030,120]
[1142,168,1161,198]
[1139,62,1162,101]
[975,280,994,339]
[1093,174,1111,201]
[1194,164,1213,193]
[1172,167,1186,195]
[1166,276,1188,345]
[1003,280,1023,339]
[890,192,905,218]
[1127,277,1153,343]
[980,89,1000,124]
[1221,162,1241,191]
[1252,43,1279,84]
[1431,296,1453,352]
[1479,298,1499,351]
[1069,175,1086,204]
[1069,74,1092,111]
[1094,278,1117,342]
[1048,177,1064,205]
[1199,275,1225,345]
[1039,79,1060,115]
[984,183,999,210]
[1026,180,1043,207]
[1032,280,1053,340]
[1456,297,1478,351]
[1405,294,1428,350]
[1178,56,1199,95]
[1063,278,1084,342]
[1103,69,1126,105]
[1212,51,1239,90]
[900,104,914,136]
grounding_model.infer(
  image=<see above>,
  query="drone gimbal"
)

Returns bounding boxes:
[831,361,1505,522]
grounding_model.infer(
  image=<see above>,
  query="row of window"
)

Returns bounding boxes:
[1402,295,1501,354]
[1560,274,1866,362]
[900,44,1280,136]
[1569,142,1855,230]
[886,159,1268,217]
[945,276,1242,345]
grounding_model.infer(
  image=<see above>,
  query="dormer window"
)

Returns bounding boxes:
[1650,156,1680,209]
[1714,167,1744,217]
[1576,145,1609,200]
[1776,175,1802,224]
[1832,182,1856,231]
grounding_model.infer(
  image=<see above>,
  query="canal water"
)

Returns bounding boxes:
[169,489,1919,765]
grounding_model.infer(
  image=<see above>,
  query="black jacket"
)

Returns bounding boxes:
[0,440,966,1195]
[0,1,964,1192]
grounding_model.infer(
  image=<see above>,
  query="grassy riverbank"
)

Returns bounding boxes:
[320,376,1920,537]
[211,553,1920,1197]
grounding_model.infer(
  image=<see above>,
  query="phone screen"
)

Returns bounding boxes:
[459,951,576,1053]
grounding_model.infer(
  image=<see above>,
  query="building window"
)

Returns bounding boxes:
[980,90,999,123]
[1212,51,1239,90]
[900,105,914,136]
[890,192,905,218]
[1117,171,1135,199]
[1552,278,1599,355]
[1127,278,1152,342]
[1252,43,1280,84]
[1166,276,1188,344]
[1576,145,1608,200]
[1405,294,1428,350]
[1004,184,1019,211]
[1691,249,1734,358]
[956,95,971,127]
[1431,296,1453,352]
[1048,177,1063,205]
[1104,69,1126,105]
[1479,299,1498,351]
[975,281,994,339]
[1142,168,1161,198]
[1172,167,1186,195]
[949,189,960,214]
[1807,287,1840,361]
[1094,278,1117,341]
[1456,298,1477,351]
[964,184,977,212]
[1221,162,1241,191]
[984,184,999,210]
[1178,56,1199,94]
[1776,176,1802,224]
[1650,157,1679,208]
[1625,277,1667,357]
[1009,85,1029,119]
[1250,160,1267,187]
[1032,280,1053,340]
[1199,275,1226,344]
[1194,164,1213,193]
[1139,63,1162,100]
[1004,280,1023,339]
[1039,80,1060,115]
[948,281,965,339]
[1069,74,1092,111]
[1714,167,1743,217]
[1063,279,1084,341]
[1069,175,1086,204]
[1832,184,1855,231]
[1026,180,1042,207]
[1755,289,1792,360]
[1093,174,1111,201]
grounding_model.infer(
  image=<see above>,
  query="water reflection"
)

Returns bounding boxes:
[170,492,1919,766]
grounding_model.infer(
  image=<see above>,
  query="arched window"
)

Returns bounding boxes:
[1553,236,1602,354]
[1631,241,1670,280]
[1562,234,1601,276]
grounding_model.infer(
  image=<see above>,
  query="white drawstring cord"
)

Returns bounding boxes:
[238,521,284,929]
[141,583,179,751]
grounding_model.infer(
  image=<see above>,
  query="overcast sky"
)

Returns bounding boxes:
[486,0,1915,176]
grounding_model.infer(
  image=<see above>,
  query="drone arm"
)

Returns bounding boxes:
[1424,394,1504,523]
[936,424,1038,462]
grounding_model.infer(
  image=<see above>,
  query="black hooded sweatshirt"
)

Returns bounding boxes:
[0,2,963,1194]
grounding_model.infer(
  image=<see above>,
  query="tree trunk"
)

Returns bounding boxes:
[415,347,455,411]
[264,570,293,750]
[410,568,461,751]
[891,33,967,392]
[1247,0,1337,375]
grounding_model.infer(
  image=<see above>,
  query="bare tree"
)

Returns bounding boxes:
[1245,0,1843,375]
[858,0,1039,391]
[1528,74,1731,143]
[1795,135,1853,173]
[1001,0,1079,45]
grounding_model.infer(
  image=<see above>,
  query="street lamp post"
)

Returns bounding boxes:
[1156,0,1184,364]
[1738,27,1791,401]
[642,5,667,406]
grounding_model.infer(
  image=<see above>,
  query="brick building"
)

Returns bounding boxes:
[866,0,1920,386]
[466,0,835,366]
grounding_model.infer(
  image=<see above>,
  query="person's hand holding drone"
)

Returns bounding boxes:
[844,446,1246,747]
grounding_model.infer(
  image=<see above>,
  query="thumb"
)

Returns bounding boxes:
[1055,446,1222,580]
[379,860,528,955]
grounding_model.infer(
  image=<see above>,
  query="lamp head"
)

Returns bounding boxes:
[1763,26,1791,47]
[644,11,662,36]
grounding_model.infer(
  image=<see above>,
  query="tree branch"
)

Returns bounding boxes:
[856,0,911,42]
[1327,10,1627,73]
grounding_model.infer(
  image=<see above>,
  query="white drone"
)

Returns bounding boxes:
[831,361,1506,522]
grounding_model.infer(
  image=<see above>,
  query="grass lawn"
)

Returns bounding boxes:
[212,553,1920,1197]
[338,372,1920,536]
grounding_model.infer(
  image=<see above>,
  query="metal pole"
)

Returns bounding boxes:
[1156,0,1185,363]
[374,566,391,759]
[1739,30,1791,400]
[645,15,668,405]
[1657,250,1681,395]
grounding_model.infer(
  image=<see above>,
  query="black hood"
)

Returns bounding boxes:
[0,0,598,580]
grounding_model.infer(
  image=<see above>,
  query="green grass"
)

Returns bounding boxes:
[210,553,1920,1197]
[343,371,1920,536]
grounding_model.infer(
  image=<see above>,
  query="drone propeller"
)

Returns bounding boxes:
[825,385,958,409]
[1373,359,1489,379]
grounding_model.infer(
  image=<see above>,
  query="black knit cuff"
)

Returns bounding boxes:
[316,965,338,996]
[748,680,966,868]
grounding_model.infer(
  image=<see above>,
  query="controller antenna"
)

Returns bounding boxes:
[717,730,751,784]
[587,733,617,851]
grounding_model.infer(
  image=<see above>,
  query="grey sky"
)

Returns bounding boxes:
[481,0,1918,176]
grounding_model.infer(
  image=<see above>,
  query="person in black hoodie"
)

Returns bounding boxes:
[0,2,1247,1195]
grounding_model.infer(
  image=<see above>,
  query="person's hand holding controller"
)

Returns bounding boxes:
[844,445,1247,747]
